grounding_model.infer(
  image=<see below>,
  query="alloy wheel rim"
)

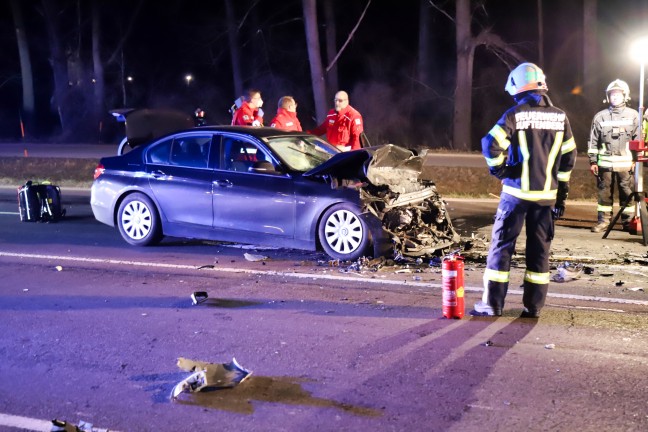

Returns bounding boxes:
[122,201,152,240]
[324,209,363,254]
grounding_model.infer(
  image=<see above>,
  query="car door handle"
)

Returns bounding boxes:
[151,170,166,179]
[214,179,233,188]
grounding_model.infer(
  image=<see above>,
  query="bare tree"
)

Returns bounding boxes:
[451,0,523,150]
[92,0,105,132]
[323,0,338,98]
[302,0,328,121]
[225,0,244,97]
[10,0,35,137]
[417,0,431,84]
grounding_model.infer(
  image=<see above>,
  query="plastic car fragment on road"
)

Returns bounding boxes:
[171,357,252,400]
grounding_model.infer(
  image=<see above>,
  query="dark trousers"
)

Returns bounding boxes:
[596,169,634,222]
[484,193,554,312]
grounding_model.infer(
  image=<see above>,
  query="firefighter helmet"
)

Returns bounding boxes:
[505,63,548,96]
[605,79,630,103]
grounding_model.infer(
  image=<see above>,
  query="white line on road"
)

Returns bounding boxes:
[2,251,648,306]
[0,412,116,432]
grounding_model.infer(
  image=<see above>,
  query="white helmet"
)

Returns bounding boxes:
[605,79,630,103]
[505,62,548,96]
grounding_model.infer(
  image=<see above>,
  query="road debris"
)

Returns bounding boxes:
[55,265,63,272]
[628,287,645,292]
[51,419,110,431]
[551,262,583,282]
[171,357,252,400]
[244,252,267,262]
[191,291,208,305]
[545,344,556,350]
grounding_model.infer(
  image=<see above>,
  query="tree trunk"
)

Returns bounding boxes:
[302,0,328,122]
[92,0,105,137]
[225,0,244,97]
[453,0,474,151]
[41,0,70,133]
[10,0,35,138]
[582,0,598,103]
[417,0,431,85]
[323,0,337,99]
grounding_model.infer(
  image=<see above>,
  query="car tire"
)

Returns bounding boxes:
[117,193,163,246]
[318,203,370,261]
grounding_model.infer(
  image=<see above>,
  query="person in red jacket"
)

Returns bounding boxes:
[270,96,302,131]
[308,91,363,151]
[231,89,264,126]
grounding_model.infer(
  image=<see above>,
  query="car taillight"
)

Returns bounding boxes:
[93,163,105,180]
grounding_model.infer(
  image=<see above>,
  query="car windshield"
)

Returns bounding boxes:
[265,135,339,172]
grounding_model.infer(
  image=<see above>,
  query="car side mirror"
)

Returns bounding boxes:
[249,161,279,174]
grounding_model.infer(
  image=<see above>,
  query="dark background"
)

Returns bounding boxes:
[1,0,647,150]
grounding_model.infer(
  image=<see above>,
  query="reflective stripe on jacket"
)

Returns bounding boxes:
[482,92,577,203]
[587,105,639,170]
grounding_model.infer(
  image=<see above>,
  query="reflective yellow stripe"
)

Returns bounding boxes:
[587,148,600,155]
[485,154,505,167]
[518,131,530,191]
[485,268,509,283]
[489,125,511,150]
[561,137,576,154]
[597,204,613,212]
[557,171,571,181]
[598,159,633,169]
[524,270,550,285]
[622,206,635,215]
[545,131,564,190]
[502,185,557,201]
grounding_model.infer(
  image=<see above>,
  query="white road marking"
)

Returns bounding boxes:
[1,251,648,306]
[0,211,19,215]
[0,412,116,431]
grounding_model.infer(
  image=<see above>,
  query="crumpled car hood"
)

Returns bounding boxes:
[306,144,461,257]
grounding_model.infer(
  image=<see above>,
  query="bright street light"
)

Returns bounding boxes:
[185,74,193,85]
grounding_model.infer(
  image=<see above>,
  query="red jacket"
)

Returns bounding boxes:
[270,108,302,132]
[232,103,263,126]
[309,105,364,150]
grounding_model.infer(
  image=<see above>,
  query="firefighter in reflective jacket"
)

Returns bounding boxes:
[308,91,363,151]
[473,63,577,319]
[587,79,639,232]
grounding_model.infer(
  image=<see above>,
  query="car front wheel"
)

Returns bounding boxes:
[117,193,163,246]
[318,204,370,261]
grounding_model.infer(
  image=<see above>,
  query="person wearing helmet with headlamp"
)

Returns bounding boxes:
[473,62,577,319]
[587,79,639,233]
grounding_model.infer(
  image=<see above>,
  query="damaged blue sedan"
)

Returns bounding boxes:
[91,126,459,260]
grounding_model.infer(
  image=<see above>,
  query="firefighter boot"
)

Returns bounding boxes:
[591,212,610,233]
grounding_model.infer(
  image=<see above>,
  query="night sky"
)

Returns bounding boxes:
[1,0,648,148]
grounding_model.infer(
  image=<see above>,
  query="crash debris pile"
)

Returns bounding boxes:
[360,145,461,257]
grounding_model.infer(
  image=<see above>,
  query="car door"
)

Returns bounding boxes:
[146,133,214,227]
[211,133,295,238]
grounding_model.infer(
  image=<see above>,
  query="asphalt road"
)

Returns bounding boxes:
[0,189,647,431]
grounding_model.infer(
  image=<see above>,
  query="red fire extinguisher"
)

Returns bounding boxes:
[442,254,465,319]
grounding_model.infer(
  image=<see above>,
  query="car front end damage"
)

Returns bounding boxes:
[307,144,461,258]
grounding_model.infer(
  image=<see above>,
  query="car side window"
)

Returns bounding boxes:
[169,135,211,168]
[222,137,272,173]
[147,138,173,164]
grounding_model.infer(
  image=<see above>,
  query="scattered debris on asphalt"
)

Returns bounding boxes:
[51,419,109,432]
[191,291,208,305]
[545,344,556,350]
[244,252,267,262]
[551,262,583,282]
[628,287,645,292]
[55,265,63,272]
[171,357,252,400]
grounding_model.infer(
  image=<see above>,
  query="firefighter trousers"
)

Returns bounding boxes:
[483,193,554,313]
[596,169,634,222]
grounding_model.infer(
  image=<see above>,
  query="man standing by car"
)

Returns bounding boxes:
[232,89,264,126]
[270,96,302,131]
[587,79,639,233]
[308,90,363,151]
[473,62,577,319]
